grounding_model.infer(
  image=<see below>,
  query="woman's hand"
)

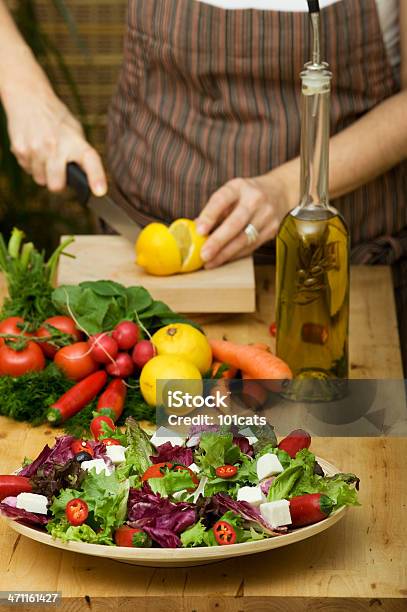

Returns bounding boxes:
[195,173,294,268]
[2,83,107,195]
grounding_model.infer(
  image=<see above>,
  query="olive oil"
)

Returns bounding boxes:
[275,4,349,399]
[276,209,349,380]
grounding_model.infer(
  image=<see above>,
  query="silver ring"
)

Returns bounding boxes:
[244,223,259,245]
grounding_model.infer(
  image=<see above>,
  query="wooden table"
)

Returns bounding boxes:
[0,266,406,611]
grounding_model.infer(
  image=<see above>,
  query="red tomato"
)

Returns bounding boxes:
[71,440,94,456]
[112,321,139,350]
[0,342,45,377]
[215,465,238,479]
[89,333,119,365]
[65,498,89,526]
[114,525,151,548]
[54,342,98,381]
[102,438,121,447]
[90,415,116,440]
[141,462,199,487]
[213,520,237,545]
[36,316,82,358]
[0,316,27,337]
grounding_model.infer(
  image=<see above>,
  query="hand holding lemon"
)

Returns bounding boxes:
[135,219,207,276]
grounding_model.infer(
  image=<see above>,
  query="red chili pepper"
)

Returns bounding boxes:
[102,438,121,447]
[213,520,237,545]
[71,440,94,457]
[278,429,311,459]
[114,525,152,548]
[47,370,108,425]
[0,475,32,501]
[269,322,277,337]
[215,465,238,479]
[96,378,127,422]
[289,493,334,527]
[65,498,89,526]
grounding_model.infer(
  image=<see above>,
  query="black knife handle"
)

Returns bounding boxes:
[66,162,91,206]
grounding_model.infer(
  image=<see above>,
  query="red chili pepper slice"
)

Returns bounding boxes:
[215,465,238,479]
[71,440,94,456]
[65,498,89,526]
[213,520,237,545]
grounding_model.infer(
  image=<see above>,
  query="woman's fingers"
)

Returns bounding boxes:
[45,155,67,192]
[78,146,107,196]
[201,199,253,262]
[195,180,240,235]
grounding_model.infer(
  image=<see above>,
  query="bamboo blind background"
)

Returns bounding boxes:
[34,0,127,157]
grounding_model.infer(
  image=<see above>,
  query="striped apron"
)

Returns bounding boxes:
[107,0,407,369]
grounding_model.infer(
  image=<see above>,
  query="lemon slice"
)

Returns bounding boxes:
[169,219,207,273]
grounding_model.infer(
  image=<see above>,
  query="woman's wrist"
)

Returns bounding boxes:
[256,158,300,219]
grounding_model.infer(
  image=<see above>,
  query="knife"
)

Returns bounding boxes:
[66,162,142,243]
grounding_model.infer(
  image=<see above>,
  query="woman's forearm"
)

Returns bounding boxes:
[0,0,53,100]
[269,90,407,207]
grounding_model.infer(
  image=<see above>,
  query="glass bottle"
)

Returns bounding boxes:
[275,52,349,400]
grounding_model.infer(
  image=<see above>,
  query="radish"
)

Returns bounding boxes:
[112,321,139,350]
[132,340,156,368]
[89,333,119,364]
[106,352,134,377]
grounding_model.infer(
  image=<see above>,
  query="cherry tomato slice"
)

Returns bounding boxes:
[215,465,238,479]
[102,438,121,447]
[65,498,89,526]
[213,520,237,545]
[71,440,94,456]
[141,463,199,488]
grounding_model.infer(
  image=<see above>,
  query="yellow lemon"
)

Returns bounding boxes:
[169,218,207,273]
[152,323,212,374]
[135,223,182,276]
[140,354,203,406]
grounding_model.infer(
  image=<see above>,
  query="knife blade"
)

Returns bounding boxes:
[66,162,142,243]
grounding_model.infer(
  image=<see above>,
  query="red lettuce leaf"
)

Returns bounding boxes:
[150,442,193,466]
[0,503,49,526]
[127,485,196,548]
[20,435,75,478]
[213,493,286,535]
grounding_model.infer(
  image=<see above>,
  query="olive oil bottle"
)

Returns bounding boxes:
[275,3,349,398]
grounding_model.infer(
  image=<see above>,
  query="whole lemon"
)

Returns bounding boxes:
[140,354,203,406]
[152,323,212,374]
[135,223,182,276]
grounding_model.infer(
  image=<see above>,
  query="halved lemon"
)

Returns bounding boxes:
[169,218,207,273]
[135,223,182,276]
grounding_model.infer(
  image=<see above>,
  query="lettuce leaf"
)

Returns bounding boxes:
[180,519,207,547]
[267,466,304,501]
[148,469,195,497]
[115,418,154,479]
[195,432,242,471]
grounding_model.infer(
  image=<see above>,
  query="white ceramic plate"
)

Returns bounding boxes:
[4,457,347,567]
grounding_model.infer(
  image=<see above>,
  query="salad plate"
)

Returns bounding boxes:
[5,457,347,567]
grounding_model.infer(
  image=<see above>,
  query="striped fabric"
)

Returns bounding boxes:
[107,0,407,252]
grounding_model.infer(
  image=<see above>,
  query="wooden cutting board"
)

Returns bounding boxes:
[57,235,256,313]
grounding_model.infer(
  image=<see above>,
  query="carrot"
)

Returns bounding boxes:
[211,361,238,379]
[241,372,269,408]
[209,339,292,381]
[249,343,270,352]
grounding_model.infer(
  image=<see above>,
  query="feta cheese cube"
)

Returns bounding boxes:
[81,458,113,476]
[150,427,185,449]
[105,445,127,465]
[16,493,48,515]
[256,453,284,481]
[260,500,292,528]
[238,427,258,446]
[237,485,265,507]
[188,463,200,474]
